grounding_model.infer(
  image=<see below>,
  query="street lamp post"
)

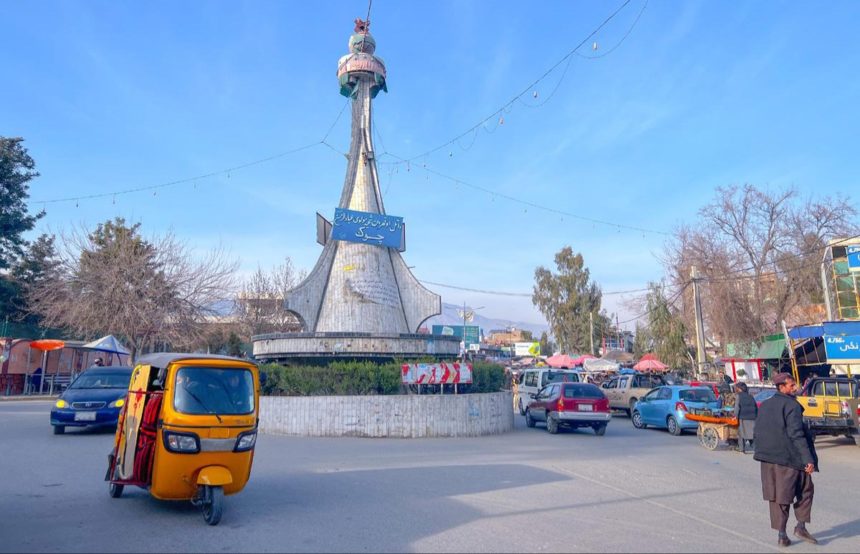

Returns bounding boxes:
[457,302,484,396]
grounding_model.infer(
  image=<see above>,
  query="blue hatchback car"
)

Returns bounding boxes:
[50,366,133,434]
[631,385,721,436]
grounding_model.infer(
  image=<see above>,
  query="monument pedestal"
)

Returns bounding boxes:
[253,332,459,363]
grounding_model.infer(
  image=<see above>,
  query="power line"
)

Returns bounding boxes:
[388,0,643,166]
[33,102,351,205]
[616,281,690,326]
[385,152,671,236]
[573,0,649,60]
[701,232,860,281]
[420,279,652,298]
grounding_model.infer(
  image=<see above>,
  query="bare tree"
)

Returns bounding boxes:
[663,185,858,346]
[234,258,306,338]
[27,218,238,360]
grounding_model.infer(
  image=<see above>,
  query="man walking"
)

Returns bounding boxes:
[754,372,818,547]
[733,382,757,453]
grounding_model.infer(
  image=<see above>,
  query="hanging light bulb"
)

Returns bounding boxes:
[112,195,116,205]
[449,151,453,157]
[533,91,539,99]
[498,116,504,125]
[75,201,79,208]
[592,41,599,51]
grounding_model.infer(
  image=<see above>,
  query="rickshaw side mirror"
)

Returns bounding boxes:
[259,371,268,387]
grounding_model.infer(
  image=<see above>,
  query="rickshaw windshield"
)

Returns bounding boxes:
[173,367,254,416]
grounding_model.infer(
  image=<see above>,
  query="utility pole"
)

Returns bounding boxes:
[691,266,707,379]
[589,312,595,356]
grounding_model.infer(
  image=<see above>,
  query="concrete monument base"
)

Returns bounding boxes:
[252,332,460,363]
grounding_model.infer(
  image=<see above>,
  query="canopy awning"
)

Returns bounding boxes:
[788,325,824,340]
[583,357,620,372]
[82,335,130,355]
[755,337,787,360]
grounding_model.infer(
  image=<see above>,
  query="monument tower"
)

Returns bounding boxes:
[253,19,459,361]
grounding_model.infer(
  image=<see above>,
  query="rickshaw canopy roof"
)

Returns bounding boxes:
[137,352,256,370]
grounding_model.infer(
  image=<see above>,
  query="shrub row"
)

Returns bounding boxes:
[260,360,505,396]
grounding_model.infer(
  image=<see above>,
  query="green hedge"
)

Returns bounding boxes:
[260,360,505,396]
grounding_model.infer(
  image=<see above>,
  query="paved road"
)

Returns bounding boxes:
[1,401,858,553]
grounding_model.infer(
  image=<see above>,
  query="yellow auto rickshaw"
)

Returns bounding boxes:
[106,353,260,525]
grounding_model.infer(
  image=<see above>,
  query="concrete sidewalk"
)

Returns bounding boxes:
[0,395,57,402]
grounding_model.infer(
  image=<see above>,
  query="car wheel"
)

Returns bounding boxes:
[546,414,559,434]
[632,410,646,429]
[525,409,536,428]
[594,423,607,436]
[201,485,224,526]
[52,425,65,435]
[518,398,526,416]
[667,416,682,436]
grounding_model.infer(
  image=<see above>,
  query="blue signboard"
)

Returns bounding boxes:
[331,208,404,249]
[847,245,860,272]
[824,334,860,362]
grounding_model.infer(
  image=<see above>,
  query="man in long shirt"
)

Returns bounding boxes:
[753,372,819,547]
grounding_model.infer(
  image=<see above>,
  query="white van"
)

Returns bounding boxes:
[515,368,581,415]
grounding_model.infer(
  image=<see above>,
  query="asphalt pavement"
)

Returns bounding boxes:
[1,400,858,553]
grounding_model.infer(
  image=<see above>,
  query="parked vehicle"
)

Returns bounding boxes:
[50,366,133,434]
[515,368,580,415]
[601,372,666,415]
[753,388,777,407]
[525,382,611,435]
[796,377,860,444]
[106,353,260,525]
[631,385,721,436]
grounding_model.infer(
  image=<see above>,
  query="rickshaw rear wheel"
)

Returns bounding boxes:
[109,482,124,498]
[201,485,224,526]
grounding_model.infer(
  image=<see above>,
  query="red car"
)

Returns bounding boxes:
[525,382,611,435]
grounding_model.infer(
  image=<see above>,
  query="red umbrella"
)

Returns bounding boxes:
[29,339,65,351]
[29,339,66,395]
[571,354,597,365]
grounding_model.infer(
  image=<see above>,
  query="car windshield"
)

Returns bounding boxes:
[173,367,254,415]
[755,390,776,401]
[542,371,579,386]
[69,372,130,389]
[564,384,604,399]
[679,389,717,403]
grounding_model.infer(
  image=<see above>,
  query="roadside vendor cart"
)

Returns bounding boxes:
[686,412,739,451]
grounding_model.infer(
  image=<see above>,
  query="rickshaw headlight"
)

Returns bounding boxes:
[234,430,257,452]
[109,398,125,408]
[163,431,200,454]
[55,399,68,409]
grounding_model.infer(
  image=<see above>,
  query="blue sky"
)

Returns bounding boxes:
[5,0,860,328]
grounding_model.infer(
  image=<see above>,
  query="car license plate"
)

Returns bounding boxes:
[578,405,593,411]
[74,411,97,422]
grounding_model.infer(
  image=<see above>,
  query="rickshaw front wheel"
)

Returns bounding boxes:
[109,482,124,498]
[201,485,224,526]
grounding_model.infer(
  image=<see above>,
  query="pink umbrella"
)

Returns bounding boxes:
[546,354,577,368]
[633,358,669,372]
[571,354,597,366]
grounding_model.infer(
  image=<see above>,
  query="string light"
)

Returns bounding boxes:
[386,0,644,167]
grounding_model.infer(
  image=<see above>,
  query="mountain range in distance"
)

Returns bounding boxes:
[424,303,548,338]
